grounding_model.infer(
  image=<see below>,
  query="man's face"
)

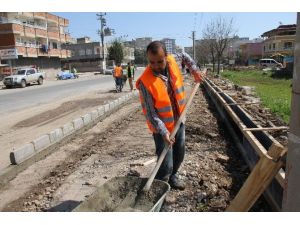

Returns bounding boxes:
[147,47,167,74]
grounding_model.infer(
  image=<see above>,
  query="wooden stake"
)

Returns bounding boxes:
[243,126,288,132]
[227,102,260,106]
[226,143,287,212]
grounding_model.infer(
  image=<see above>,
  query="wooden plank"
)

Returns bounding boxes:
[243,126,289,132]
[227,102,260,106]
[226,143,286,212]
[204,80,285,187]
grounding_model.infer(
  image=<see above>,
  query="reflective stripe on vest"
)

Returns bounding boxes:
[136,54,186,133]
[175,86,185,95]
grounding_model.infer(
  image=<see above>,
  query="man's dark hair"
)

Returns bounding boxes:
[146,41,167,56]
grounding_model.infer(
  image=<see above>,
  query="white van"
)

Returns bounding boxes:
[259,58,283,69]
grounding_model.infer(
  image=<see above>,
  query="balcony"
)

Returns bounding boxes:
[48,31,60,40]
[49,48,61,57]
[0,23,23,34]
[15,46,38,57]
[65,34,71,43]
[23,26,35,37]
[35,28,47,38]
[33,12,46,20]
[60,34,66,43]
[64,19,69,27]
[46,13,58,24]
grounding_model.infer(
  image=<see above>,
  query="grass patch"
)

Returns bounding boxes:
[221,70,292,123]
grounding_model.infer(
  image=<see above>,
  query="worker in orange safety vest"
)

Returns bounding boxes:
[136,41,205,190]
[113,64,123,92]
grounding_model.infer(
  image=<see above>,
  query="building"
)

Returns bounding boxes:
[161,38,176,54]
[135,37,152,50]
[123,46,135,63]
[61,37,107,72]
[175,45,184,54]
[261,24,296,63]
[0,12,72,78]
[184,47,193,56]
[62,37,134,72]
[239,42,264,65]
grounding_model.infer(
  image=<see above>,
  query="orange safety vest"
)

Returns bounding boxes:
[136,54,186,133]
[114,66,122,77]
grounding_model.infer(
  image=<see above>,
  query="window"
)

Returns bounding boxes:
[269,44,271,50]
[284,42,293,49]
[86,49,92,55]
[52,42,58,49]
[273,43,275,50]
[79,49,85,56]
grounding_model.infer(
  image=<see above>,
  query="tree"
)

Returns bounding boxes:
[195,39,214,69]
[202,16,236,74]
[202,25,217,73]
[108,39,124,64]
[134,48,147,66]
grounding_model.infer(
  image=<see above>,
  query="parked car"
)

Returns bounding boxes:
[3,68,45,88]
[103,66,114,75]
[259,58,283,70]
[56,71,76,80]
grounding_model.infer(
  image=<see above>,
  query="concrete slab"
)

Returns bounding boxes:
[10,143,35,165]
[82,113,92,126]
[109,101,115,110]
[91,110,99,121]
[104,104,110,113]
[32,134,51,152]
[62,122,75,136]
[113,99,119,108]
[97,106,105,117]
[73,118,84,130]
[49,128,63,143]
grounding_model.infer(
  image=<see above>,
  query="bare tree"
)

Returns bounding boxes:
[195,39,211,67]
[202,16,236,74]
[202,23,217,72]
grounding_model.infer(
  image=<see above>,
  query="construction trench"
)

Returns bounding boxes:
[0,75,288,212]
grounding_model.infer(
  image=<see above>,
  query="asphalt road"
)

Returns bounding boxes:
[0,70,142,115]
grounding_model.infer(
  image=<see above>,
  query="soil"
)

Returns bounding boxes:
[0,75,285,212]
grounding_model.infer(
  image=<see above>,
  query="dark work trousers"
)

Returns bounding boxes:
[153,123,185,182]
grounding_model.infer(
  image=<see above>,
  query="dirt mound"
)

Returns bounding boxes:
[13,97,114,128]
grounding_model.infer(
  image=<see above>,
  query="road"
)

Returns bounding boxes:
[0,72,143,115]
[0,70,142,171]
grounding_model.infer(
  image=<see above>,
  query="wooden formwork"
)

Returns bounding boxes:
[202,78,286,211]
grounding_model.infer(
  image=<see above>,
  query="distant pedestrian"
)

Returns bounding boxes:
[72,67,78,78]
[113,64,123,92]
[127,62,135,91]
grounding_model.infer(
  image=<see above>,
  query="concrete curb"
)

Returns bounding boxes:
[8,91,139,166]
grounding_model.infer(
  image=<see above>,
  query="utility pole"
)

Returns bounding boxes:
[192,31,196,61]
[282,12,300,211]
[97,12,106,71]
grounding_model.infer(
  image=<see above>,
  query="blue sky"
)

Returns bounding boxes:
[54,12,297,47]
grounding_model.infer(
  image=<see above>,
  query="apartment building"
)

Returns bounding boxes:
[62,37,134,72]
[61,37,106,72]
[261,24,296,63]
[0,12,72,78]
[135,37,152,50]
[239,41,264,65]
[161,38,176,54]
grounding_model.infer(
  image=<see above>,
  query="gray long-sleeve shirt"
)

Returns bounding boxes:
[138,52,198,136]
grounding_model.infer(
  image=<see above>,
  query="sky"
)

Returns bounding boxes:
[54,12,297,47]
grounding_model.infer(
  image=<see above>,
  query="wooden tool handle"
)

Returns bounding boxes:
[143,82,201,191]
